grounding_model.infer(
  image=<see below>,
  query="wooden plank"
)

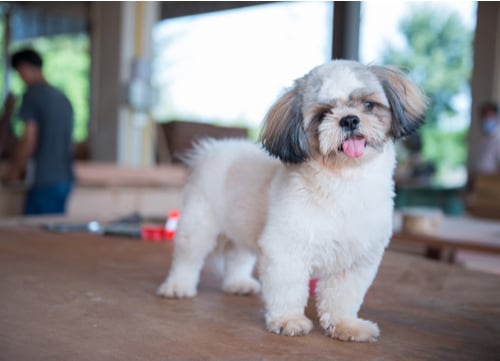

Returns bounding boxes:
[392,212,500,255]
[0,227,499,360]
[468,174,500,220]
[74,162,188,188]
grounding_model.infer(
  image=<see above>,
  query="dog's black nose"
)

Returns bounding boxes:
[339,115,360,131]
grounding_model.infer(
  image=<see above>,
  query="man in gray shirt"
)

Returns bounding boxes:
[2,48,75,214]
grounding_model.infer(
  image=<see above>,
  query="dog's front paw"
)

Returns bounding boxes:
[324,318,379,342]
[266,315,313,336]
[157,278,197,299]
[222,278,260,296]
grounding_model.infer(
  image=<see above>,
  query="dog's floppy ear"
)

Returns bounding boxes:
[369,65,428,139]
[259,82,309,163]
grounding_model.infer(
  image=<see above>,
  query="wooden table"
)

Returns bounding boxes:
[392,212,500,260]
[1,225,499,361]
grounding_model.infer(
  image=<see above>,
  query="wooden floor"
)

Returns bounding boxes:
[1,226,500,361]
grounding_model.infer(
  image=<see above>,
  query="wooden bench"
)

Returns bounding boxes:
[392,211,500,262]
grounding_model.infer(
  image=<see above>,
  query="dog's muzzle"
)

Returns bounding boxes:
[338,116,366,158]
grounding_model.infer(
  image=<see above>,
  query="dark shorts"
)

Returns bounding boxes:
[24,183,73,215]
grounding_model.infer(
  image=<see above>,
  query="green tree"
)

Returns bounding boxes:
[382,5,472,126]
[381,4,473,174]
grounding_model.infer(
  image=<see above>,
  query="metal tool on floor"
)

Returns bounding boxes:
[43,210,179,242]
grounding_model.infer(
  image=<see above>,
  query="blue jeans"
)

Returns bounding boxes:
[24,183,73,215]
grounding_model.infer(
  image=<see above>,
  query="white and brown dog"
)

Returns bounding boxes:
[157,60,427,342]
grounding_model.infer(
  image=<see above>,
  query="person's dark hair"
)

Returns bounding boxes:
[479,101,498,118]
[10,48,43,69]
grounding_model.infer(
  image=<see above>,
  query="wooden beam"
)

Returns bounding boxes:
[160,1,270,20]
[332,1,360,60]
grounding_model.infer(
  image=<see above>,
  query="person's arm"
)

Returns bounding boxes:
[3,121,38,181]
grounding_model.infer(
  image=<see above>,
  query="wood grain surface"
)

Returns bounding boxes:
[1,227,499,361]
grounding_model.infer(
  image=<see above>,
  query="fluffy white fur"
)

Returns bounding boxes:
[157,60,427,342]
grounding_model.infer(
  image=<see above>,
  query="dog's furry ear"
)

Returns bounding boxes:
[259,83,309,163]
[369,65,428,139]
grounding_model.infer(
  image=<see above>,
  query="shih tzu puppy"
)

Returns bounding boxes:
[157,59,427,342]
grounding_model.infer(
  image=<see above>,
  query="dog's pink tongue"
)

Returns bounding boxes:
[342,138,366,158]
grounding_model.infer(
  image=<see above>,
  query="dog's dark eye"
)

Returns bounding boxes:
[317,112,327,123]
[364,101,375,111]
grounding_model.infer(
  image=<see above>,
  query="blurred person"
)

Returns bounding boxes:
[475,101,500,175]
[2,48,75,215]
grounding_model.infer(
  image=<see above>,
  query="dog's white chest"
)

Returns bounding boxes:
[303,173,394,274]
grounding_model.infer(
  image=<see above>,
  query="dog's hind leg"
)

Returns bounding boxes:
[222,242,260,295]
[157,191,219,298]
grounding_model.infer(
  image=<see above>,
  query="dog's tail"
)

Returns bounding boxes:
[176,137,220,169]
